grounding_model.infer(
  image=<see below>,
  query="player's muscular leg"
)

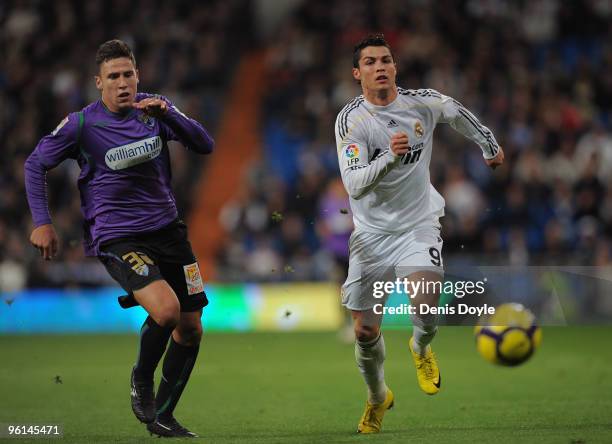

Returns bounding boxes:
[407,270,442,316]
[352,309,383,342]
[173,310,203,347]
[154,310,202,427]
[406,269,442,338]
[133,280,181,328]
[352,307,390,418]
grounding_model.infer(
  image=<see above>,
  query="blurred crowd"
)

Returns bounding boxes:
[2,0,611,290]
[0,0,252,290]
[216,0,612,282]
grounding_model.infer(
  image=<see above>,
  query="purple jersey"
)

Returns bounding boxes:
[24,93,214,256]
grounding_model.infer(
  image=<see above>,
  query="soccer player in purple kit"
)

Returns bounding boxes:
[24,40,214,438]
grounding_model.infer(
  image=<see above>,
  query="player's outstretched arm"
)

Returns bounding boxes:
[422,89,502,167]
[134,96,214,154]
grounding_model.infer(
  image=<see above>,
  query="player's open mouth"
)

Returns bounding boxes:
[376,75,388,82]
[118,92,130,99]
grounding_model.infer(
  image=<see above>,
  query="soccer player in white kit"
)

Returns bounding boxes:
[335,35,504,433]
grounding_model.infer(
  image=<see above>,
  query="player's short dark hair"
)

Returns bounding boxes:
[95,39,136,68]
[352,34,394,68]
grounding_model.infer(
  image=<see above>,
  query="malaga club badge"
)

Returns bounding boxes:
[137,113,155,128]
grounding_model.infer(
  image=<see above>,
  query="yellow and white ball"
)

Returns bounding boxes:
[474,303,542,366]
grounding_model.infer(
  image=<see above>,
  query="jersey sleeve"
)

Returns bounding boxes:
[139,94,214,154]
[335,110,401,200]
[24,113,79,227]
[417,89,501,159]
[34,113,80,168]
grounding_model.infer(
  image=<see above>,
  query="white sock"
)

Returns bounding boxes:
[412,324,437,356]
[355,333,388,404]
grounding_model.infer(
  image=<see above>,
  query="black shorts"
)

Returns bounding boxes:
[98,219,208,312]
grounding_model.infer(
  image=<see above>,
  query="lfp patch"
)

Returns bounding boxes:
[345,144,360,158]
[183,262,204,295]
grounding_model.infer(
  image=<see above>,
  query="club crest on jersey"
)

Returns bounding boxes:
[415,121,424,138]
[137,113,155,128]
[345,144,360,166]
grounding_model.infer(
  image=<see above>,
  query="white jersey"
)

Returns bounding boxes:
[335,88,500,234]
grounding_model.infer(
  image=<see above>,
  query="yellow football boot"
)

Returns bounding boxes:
[357,389,394,434]
[409,337,441,395]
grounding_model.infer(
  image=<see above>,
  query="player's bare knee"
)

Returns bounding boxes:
[154,302,181,329]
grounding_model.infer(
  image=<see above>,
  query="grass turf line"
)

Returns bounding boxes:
[0,327,611,443]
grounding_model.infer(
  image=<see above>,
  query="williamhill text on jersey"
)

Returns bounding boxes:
[105,136,162,170]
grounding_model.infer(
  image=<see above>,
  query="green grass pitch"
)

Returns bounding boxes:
[1,327,611,443]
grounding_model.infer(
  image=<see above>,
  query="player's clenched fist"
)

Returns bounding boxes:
[30,224,59,260]
[390,132,410,157]
[133,97,168,118]
[485,146,505,170]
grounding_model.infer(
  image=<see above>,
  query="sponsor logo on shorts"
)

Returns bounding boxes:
[183,262,204,295]
[105,136,162,170]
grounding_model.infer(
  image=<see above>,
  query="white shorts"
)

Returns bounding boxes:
[341,222,444,311]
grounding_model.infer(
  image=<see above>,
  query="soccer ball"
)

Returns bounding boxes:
[474,303,542,366]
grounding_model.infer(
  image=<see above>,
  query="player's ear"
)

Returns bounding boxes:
[94,75,102,91]
[352,67,361,82]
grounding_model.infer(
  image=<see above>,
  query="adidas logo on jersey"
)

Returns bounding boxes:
[387,119,398,128]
